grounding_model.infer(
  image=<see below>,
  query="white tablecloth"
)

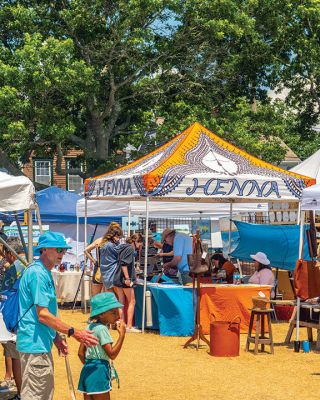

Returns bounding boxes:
[51,270,90,303]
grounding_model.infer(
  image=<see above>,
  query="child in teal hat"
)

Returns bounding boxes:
[77,292,126,399]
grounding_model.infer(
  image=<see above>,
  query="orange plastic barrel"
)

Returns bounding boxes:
[209,316,241,357]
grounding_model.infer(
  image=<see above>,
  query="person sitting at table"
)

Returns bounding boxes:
[248,252,275,286]
[211,252,237,284]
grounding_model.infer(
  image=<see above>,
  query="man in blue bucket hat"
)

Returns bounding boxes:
[17,231,98,400]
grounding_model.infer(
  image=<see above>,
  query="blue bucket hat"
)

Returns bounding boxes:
[90,292,123,318]
[33,231,72,256]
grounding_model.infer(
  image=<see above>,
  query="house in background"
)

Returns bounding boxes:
[278,139,301,170]
[23,148,84,192]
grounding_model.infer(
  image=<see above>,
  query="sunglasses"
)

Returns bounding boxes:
[55,248,66,254]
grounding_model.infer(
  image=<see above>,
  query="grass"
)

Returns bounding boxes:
[1,310,320,400]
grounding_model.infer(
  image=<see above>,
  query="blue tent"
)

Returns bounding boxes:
[229,220,311,271]
[35,187,120,225]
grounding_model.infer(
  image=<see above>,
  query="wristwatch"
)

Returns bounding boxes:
[67,327,75,337]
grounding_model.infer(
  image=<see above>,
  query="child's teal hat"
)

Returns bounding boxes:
[90,292,123,318]
[34,231,72,256]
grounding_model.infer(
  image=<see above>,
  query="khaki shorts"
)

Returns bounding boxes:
[20,352,54,400]
[2,341,20,359]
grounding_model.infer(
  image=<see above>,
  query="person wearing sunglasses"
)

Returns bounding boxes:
[16,231,99,400]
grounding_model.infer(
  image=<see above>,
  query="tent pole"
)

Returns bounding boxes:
[84,198,88,251]
[27,210,33,263]
[83,198,88,313]
[142,196,150,333]
[296,209,305,343]
[35,203,43,233]
[228,201,233,257]
[297,202,301,225]
[128,201,132,236]
[14,213,28,258]
[76,217,79,264]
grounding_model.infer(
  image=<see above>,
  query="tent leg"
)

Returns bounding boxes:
[228,201,233,257]
[14,214,28,258]
[35,203,43,233]
[128,201,131,236]
[27,210,33,263]
[83,198,88,314]
[76,217,79,264]
[296,209,305,345]
[142,197,150,333]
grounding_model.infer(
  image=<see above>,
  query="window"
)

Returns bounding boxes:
[66,159,83,192]
[34,160,52,186]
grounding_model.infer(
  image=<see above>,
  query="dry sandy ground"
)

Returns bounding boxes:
[1,310,320,400]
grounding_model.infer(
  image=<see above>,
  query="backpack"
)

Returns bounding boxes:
[0,266,33,334]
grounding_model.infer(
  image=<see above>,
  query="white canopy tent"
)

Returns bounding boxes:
[300,183,320,211]
[291,149,320,184]
[76,198,268,218]
[85,122,315,332]
[0,171,35,261]
[295,184,320,344]
[0,171,35,212]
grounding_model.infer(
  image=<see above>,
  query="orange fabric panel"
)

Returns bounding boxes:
[199,285,271,334]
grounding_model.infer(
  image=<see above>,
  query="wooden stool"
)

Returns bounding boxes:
[246,309,274,355]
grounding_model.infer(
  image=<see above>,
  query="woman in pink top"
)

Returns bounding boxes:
[248,252,275,286]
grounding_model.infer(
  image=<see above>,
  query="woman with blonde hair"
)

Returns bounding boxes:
[85,222,122,296]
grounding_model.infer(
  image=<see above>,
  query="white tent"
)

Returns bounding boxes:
[290,149,320,184]
[85,122,314,203]
[76,198,268,218]
[85,122,315,332]
[300,183,320,211]
[0,171,35,212]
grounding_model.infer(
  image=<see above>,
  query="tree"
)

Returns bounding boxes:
[0,0,319,175]
[0,0,180,173]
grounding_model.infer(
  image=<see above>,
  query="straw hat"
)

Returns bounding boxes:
[162,228,175,242]
[250,252,270,266]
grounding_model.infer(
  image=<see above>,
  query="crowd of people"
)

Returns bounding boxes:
[0,220,276,400]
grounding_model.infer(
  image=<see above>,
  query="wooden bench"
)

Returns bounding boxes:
[285,304,320,349]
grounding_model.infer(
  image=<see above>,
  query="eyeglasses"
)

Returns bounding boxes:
[55,248,66,254]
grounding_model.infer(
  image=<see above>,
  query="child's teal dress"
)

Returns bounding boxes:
[78,322,113,395]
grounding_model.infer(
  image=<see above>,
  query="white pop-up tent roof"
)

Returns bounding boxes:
[290,149,320,184]
[0,171,35,212]
[76,198,268,218]
[301,183,320,211]
[85,122,315,203]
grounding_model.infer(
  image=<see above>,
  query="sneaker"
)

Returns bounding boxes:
[0,380,11,393]
[126,327,141,333]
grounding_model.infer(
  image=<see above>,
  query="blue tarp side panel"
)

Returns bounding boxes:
[134,284,194,336]
[14,186,120,225]
[229,221,311,271]
[36,186,80,223]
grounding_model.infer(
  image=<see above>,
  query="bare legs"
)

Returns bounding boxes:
[113,287,136,329]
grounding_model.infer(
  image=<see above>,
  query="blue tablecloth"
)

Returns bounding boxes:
[134,283,195,336]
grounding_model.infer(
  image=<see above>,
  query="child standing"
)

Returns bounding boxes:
[78,292,126,400]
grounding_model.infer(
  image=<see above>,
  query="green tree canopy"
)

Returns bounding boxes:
[0,0,319,175]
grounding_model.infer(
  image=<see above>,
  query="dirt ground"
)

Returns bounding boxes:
[1,310,320,400]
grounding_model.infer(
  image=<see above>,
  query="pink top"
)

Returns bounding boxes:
[248,268,275,286]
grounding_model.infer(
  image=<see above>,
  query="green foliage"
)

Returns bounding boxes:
[0,0,319,175]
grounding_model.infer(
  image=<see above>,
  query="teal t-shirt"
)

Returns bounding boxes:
[17,260,58,354]
[85,322,113,361]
